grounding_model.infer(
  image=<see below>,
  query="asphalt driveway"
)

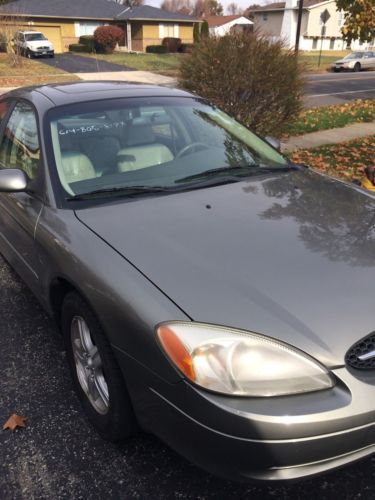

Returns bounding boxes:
[1,254,375,499]
[39,53,135,73]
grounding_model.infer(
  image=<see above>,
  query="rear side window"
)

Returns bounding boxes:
[0,100,40,179]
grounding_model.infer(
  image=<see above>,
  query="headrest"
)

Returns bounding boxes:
[126,124,155,147]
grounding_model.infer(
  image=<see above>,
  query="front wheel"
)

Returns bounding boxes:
[26,49,33,59]
[353,62,361,72]
[61,291,137,441]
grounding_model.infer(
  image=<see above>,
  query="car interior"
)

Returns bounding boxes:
[55,107,180,188]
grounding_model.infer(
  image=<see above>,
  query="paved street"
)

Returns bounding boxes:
[304,71,375,107]
[1,254,375,499]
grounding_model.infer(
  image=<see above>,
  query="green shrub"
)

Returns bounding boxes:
[94,25,124,54]
[0,33,7,53]
[179,32,304,137]
[162,37,181,53]
[200,20,209,38]
[193,22,200,43]
[146,45,168,54]
[79,35,95,52]
[179,43,194,53]
[69,43,89,53]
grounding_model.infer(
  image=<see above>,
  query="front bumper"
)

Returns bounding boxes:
[29,49,54,57]
[332,63,351,71]
[116,350,375,482]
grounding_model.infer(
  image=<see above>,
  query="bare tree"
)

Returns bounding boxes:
[227,2,242,15]
[161,0,193,13]
[112,0,144,6]
[0,10,24,67]
[194,0,224,17]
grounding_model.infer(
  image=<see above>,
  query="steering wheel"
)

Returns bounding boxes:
[176,142,209,159]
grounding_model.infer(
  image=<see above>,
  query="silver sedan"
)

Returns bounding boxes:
[0,82,375,482]
[333,51,375,72]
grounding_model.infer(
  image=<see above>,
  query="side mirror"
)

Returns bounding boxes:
[0,169,28,192]
[265,136,281,152]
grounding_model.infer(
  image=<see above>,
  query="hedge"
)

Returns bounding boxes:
[146,45,168,54]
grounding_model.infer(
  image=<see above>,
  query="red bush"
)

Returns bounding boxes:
[94,25,124,54]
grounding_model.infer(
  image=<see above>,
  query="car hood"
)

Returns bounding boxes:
[335,58,354,64]
[27,40,53,49]
[76,169,375,367]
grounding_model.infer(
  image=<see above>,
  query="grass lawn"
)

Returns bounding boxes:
[298,50,350,73]
[86,52,184,77]
[288,135,375,184]
[283,100,375,137]
[0,53,79,86]
[84,49,350,76]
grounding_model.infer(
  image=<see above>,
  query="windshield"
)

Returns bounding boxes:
[25,33,47,41]
[48,97,288,199]
[344,52,364,60]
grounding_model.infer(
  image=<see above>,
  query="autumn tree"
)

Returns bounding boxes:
[244,4,261,20]
[336,0,375,44]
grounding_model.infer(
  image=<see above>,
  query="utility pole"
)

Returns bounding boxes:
[294,0,304,54]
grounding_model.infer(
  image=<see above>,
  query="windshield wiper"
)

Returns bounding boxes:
[175,165,295,184]
[66,185,172,201]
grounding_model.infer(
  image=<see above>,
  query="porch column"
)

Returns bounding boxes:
[126,21,132,52]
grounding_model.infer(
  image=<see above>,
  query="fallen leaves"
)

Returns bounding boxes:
[288,135,375,184]
[3,413,27,431]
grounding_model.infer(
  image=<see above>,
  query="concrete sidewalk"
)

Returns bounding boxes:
[282,121,375,152]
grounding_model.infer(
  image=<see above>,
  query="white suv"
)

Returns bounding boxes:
[13,30,54,58]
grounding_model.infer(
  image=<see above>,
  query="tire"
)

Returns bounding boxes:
[26,49,33,59]
[353,62,361,72]
[61,291,137,441]
[333,67,341,73]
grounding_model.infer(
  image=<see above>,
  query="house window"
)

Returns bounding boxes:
[74,22,104,37]
[159,24,179,39]
[337,10,345,26]
[329,38,335,49]
[312,38,318,49]
[262,13,268,21]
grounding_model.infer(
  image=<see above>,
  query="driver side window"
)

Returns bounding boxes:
[0,100,40,179]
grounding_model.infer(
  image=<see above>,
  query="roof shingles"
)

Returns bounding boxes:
[0,0,196,21]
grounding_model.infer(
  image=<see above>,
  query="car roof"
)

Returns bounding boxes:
[3,81,195,107]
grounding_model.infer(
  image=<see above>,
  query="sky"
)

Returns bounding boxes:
[145,0,265,14]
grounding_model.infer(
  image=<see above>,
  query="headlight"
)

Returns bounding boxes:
[157,322,334,397]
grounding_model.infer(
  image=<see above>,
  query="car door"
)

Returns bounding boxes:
[362,52,373,69]
[0,99,44,295]
[367,52,375,69]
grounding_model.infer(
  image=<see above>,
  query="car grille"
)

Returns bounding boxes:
[37,46,49,50]
[346,333,375,370]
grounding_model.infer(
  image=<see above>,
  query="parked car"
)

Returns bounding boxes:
[13,30,54,58]
[332,51,375,72]
[0,82,375,482]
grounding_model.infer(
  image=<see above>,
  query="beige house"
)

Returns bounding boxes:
[251,0,374,51]
[0,0,196,53]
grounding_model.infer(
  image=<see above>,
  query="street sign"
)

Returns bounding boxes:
[320,9,330,25]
